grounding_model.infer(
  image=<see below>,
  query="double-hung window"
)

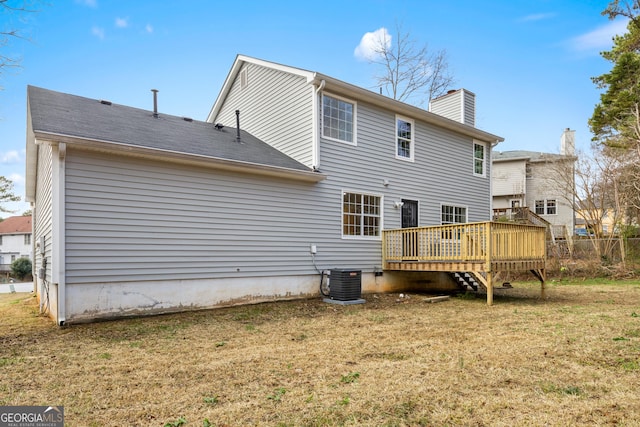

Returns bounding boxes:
[342,192,381,238]
[535,199,556,215]
[441,204,467,225]
[396,116,414,161]
[473,141,486,177]
[322,94,355,144]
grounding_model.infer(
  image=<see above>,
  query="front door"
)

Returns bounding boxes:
[401,200,419,258]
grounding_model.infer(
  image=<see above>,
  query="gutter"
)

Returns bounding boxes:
[307,74,504,144]
[32,130,326,183]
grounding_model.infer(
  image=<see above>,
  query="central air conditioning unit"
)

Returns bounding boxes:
[324,269,365,305]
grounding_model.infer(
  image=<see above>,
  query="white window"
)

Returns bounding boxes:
[535,199,556,215]
[546,199,557,215]
[322,94,356,144]
[441,204,467,224]
[396,116,414,161]
[24,234,31,245]
[342,192,382,238]
[473,141,486,177]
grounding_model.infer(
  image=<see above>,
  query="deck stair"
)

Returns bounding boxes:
[383,221,547,305]
[450,272,479,291]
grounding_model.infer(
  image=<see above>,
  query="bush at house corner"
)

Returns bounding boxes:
[11,257,32,280]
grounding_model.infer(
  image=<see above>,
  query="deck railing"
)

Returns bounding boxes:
[382,221,546,265]
[492,207,550,228]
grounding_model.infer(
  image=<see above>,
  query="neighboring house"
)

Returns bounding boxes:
[0,215,32,272]
[492,129,577,239]
[575,205,617,236]
[26,54,504,324]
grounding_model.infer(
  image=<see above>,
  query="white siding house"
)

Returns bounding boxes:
[492,129,577,237]
[26,55,503,324]
[0,216,33,273]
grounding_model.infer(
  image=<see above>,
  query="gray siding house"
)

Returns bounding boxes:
[26,55,503,324]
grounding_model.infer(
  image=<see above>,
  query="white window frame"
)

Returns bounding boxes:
[440,203,468,225]
[546,199,557,215]
[473,141,486,177]
[341,190,383,240]
[534,199,557,215]
[322,93,357,145]
[395,115,414,162]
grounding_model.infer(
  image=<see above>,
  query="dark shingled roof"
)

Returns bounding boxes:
[27,85,313,173]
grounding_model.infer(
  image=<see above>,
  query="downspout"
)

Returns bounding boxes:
[311,79,325,170]
[53,142,67,326]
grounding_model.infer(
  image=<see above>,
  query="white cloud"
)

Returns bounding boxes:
[354,27,391,61]
[519,12,555,22]
[115,17,129,28]
[145,24,153,34]
[9,173,24,186]
[0,150,20,164]
[569,19,629,52]
[92,26,105,40]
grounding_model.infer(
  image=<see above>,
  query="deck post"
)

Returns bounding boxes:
[486,271,493,306]
[485,222,493,306]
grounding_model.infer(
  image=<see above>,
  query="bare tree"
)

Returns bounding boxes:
[366,23,455,106]
[1,1,38,80]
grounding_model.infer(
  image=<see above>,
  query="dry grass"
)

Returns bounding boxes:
[1,280,640,426]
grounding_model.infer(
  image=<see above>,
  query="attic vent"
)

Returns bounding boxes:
[240,68,248,89]
[100,100,112,105]
[182,117,193,122]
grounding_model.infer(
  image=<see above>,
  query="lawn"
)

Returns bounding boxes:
[1,280,639,426]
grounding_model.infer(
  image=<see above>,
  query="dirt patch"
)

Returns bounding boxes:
[1,282,640,426]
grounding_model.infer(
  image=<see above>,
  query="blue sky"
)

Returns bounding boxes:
[0,0,628,216]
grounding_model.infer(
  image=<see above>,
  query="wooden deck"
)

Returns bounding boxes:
[382,222,547,305]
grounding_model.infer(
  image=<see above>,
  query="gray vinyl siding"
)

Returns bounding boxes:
[214,62,314,167]
[319,97,491,230]
[64,149,342,284]
[34,143,53,282]
[62,80,491,286]
[430,92,461,123]
[430,90,475,127]
[463,90,475,127]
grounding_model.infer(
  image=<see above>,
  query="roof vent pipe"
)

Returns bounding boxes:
[235,110,241,141]
[151,89,159,118]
